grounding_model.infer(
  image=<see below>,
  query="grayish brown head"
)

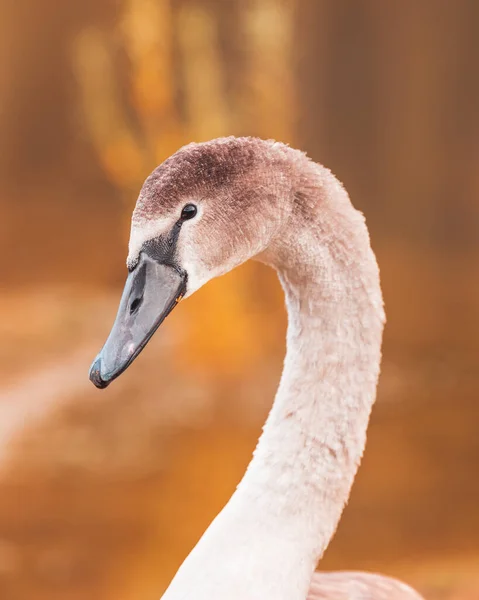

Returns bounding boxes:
[89,136,304,388]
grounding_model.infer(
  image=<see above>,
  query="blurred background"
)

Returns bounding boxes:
[0,0,478,598]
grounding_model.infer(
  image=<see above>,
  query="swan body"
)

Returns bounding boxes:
[90,137,424,600]
[308,572,423,599]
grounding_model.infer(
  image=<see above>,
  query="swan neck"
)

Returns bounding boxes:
[236,175,385,567]
[161,160,385,600]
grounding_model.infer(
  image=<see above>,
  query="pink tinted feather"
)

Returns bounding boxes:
[125,137,425,600]
[307,571,424,600]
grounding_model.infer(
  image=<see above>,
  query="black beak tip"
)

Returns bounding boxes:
[89,357,110,390]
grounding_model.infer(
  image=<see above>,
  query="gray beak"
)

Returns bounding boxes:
[89,253,186,389]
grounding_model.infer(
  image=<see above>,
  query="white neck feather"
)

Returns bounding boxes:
[161,163,385,600]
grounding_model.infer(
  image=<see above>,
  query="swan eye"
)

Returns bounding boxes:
[180,204,197,220]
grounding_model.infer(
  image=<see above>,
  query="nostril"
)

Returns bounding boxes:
[130,295,143,314]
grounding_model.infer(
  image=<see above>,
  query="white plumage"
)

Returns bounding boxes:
[92,137,425,600]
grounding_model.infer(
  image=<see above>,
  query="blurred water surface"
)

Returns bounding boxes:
[0,1,479,599]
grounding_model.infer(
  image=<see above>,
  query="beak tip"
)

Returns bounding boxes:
[89,356,110,389]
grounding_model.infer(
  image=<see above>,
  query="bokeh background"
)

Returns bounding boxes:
[1,1,478,598]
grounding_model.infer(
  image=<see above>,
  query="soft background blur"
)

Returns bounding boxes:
[0,1,478,599]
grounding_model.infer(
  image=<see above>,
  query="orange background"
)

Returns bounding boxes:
[0,1,478,599]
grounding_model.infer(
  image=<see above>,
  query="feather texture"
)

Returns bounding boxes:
[307,572,424,600]
[115,137,425,600]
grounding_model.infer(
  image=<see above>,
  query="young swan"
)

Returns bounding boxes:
[90,137,424,600]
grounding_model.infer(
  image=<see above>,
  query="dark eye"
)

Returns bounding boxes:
[181,203,197,220]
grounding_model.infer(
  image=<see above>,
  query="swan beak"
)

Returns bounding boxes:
[89,254,186,389]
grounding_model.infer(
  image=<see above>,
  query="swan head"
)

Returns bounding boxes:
[89,137,295,388]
